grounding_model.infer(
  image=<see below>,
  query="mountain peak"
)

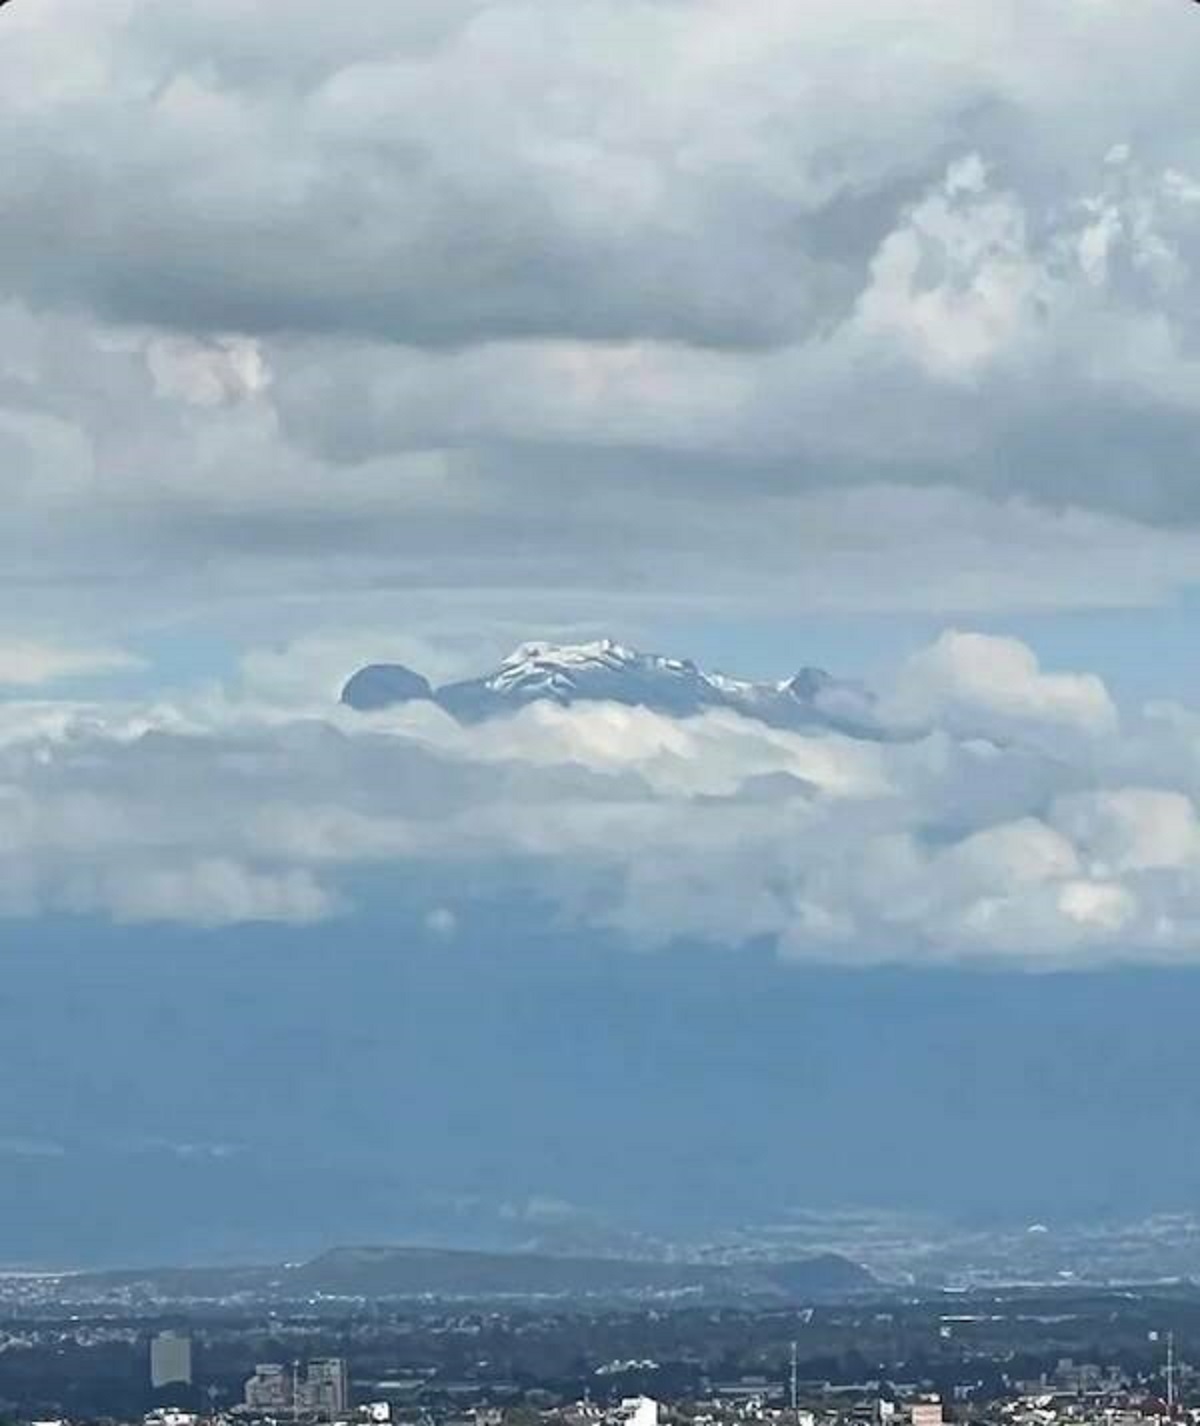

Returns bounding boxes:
[504,637,633,664]
[340,662,433,712]
[784,666,835,699]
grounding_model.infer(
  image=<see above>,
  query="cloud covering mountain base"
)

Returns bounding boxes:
[3,630,1200,970]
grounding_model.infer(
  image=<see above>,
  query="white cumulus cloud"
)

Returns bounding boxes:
[0,630,1194,968]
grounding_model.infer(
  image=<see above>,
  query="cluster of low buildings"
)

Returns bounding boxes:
[23,1386,1200,1426]
[27,1332,1199,1426]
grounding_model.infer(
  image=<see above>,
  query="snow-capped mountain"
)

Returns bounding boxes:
[438,640,726,721]
[341,638,893,739]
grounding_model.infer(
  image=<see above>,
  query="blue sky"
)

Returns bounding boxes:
[6,0,1200,1263]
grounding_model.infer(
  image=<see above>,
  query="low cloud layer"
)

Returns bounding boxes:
[4,631,1200,970]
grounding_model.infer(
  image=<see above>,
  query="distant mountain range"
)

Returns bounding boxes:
[341,639,897,739]
[57,1245,876,1305]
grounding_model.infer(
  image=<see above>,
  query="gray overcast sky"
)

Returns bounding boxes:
[5,0,1200,641]
[6,0,1200,1260]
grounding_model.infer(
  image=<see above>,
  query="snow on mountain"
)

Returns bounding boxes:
[437,639,725,721]
[341,638,893,739]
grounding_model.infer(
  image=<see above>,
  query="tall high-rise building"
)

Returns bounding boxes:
[243,1358,349,1419]
[298,1358,349,1419]
[244,1364,293,1414]
[150,1331,193,1390]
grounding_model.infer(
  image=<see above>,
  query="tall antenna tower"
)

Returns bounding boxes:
[791,1340,798,1415]
[1167,1331,1176,1416]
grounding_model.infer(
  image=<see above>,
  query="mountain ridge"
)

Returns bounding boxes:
[341,638,895,739]
[50,1243,877,1304]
